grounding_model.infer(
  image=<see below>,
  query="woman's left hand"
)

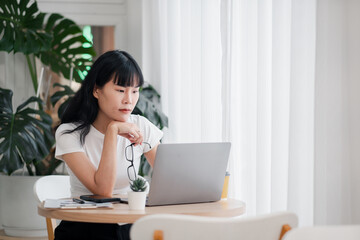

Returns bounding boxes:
[107,121,143,145]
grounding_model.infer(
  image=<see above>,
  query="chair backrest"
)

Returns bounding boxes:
[130,211,298,240]
[33,175,71,202]
[283,225,360,240]
[33,175,71,240]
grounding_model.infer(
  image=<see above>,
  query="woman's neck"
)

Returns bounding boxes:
[92,114,112,134]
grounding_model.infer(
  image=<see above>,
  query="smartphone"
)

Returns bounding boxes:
[80,195,123,203]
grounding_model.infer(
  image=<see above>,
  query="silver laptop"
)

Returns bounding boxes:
[146,142,231,206]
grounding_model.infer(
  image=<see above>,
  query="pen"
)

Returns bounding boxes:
[73,198,85,204]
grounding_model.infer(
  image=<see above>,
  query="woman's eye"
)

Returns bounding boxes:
[117,90,125,93]
[133,90,139,94]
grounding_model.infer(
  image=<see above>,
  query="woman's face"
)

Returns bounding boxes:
[93,78,140,122]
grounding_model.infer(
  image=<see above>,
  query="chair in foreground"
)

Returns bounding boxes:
[283,225,360,240]
[33,175,71,240]
[130,211,298,240]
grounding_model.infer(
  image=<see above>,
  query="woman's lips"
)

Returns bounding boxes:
[120,109,132,113]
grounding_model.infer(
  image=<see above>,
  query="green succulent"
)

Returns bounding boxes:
[130,178,147,192]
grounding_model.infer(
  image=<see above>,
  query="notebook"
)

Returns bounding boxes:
[145,142,231,206]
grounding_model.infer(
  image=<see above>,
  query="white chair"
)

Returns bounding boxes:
[283,225,360,240]
[33,175,71,240]
[130,211,298,240]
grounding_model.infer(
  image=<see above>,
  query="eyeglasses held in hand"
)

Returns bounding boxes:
[125,142,152,181]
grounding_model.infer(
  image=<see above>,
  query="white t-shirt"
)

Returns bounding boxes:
[55,114,163,197]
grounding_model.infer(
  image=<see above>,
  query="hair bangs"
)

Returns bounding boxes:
[113,61,144,88]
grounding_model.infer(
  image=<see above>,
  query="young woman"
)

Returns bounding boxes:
[54,50,163,240]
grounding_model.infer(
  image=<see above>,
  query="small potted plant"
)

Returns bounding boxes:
[128,177,148,210]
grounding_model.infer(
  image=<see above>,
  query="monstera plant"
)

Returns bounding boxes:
[0,88,54,175]
[0,0,96,176]
[0,0,95,92]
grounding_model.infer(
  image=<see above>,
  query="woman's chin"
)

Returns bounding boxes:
[114,115,130,122]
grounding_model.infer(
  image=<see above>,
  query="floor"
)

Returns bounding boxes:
[0,230,47,240]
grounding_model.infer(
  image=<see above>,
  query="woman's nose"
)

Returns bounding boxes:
[122,92,132,104]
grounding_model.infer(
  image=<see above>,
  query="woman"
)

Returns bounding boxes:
[54,50,163,240]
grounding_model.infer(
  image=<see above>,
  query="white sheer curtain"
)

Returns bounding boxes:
[143,0,315,226]
[142,0,360,227]
[221,0,316,226]
[142,0,223,143]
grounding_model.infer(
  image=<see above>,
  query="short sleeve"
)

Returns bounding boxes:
[55,123,85,161]
[136,116,164,153]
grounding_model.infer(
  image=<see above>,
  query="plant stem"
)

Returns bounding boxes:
[25,54,37,94]
[32,54,38,88]
[26,164,34,176]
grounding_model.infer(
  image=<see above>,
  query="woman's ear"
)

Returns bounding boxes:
[93,86,99,99]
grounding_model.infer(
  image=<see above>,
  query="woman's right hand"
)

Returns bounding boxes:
[107,121,143,145]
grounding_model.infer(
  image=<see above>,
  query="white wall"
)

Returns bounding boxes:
[315,0,360,225]
[126,0,144,68]
[0,53,34,108]
[38,0,128,50]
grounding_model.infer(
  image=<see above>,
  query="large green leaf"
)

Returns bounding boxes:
[50,83,75,119]
[33,148,62,176]
[0,0,96,82]
[133,84,168,130]
[0,88,54,175]
[0,0,52,54]
[38,13,96,83]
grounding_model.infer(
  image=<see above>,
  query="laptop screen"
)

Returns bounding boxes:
[146,142,231,206]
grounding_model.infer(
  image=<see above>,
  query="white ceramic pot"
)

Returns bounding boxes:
[0,175,47,237]
[128,191,147,210]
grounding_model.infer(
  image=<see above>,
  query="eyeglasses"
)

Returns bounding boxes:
[125,142,152,181]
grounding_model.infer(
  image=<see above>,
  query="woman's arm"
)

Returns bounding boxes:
[62,121,143,197]
[144,143,160,168]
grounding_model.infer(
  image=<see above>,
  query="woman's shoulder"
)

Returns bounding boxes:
[55,122,80,136]
[128,114,149,124]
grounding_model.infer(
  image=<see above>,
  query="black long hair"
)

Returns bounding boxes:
[61,50,144,144]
